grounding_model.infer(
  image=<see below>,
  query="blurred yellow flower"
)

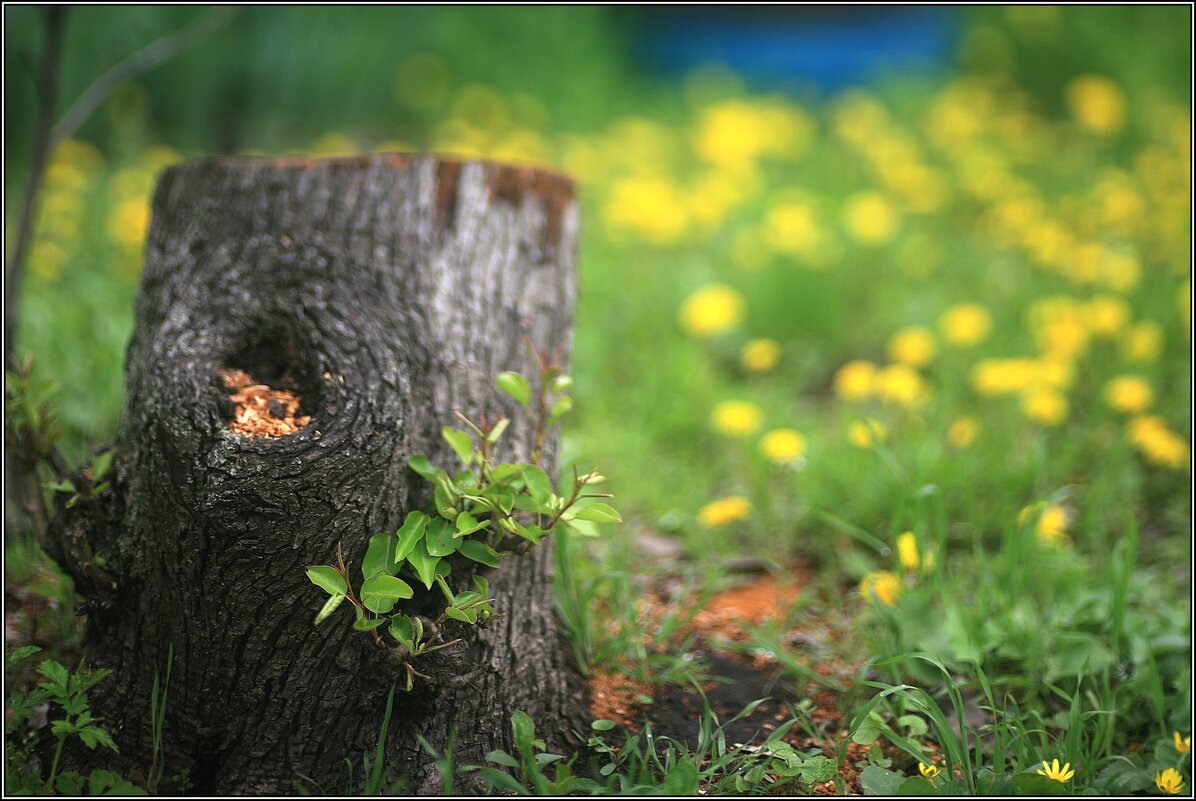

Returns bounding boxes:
[309,132,359,156]
[711,400,764,436]
[948,417,980,448]
[1034,317,1089,361]
[605,176,689,244]
[1067,75,1125,135]
[887,326,936,367]
[31,241,66,282]
[1104,376,1154,414]
[1127,416,1190,470]
[918,762,940,780]
[1173,731,1191,754]
[834,360,878,400]
[765,202,822,255]
[876,363,929,409]
[843,191,899,245]
[971,358,1039,395]
[850,418,887,449]
[1085,296,1130,337]
[896,531,920,571]
[1037,759,1076,783]
[741,339,782,373]
[697,496,752,527]
[1020,388,1068,426]
[1155,768,1184,795]
[940,304,992,347]
[109,198,150,251]
[1036,357,1075,390]
[1121,320,1163,362]
[1100,251,1141,292]
[678,284,746,337]
[694,100,787,171]
[1021,502,1069,546]
[760,428,807,464]
[859,570,901,606]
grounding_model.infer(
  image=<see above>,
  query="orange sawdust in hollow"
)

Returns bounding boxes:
[686,572,804,642]
[218,368,311,438]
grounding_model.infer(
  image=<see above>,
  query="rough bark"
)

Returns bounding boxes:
[62,155,585,794]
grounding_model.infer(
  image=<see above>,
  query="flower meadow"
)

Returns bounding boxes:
[8,6,1191,795]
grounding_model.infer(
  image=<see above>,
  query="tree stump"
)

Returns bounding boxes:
[59,155,584,794]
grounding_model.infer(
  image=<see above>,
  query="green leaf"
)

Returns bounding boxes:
[314,593,346,625]
[453,591,483,607]
[305,566,347,596]
[514,523,548,544]
[425,517,462,557]
[459,540,501,568]
[485,418,510,444]
[1013,773,1068,796]
[38,659,70,693]
[361,575,414,614]
[800,755,839,784]
[79,726,119,752]
[388,616,415,648]
[442,427,475,465]
[897,776,936,795]
[6,644,41,670]
[362,533,399,580]
[445,606,477,624]
[568,502,622,523]
[395,512,428,562]
[407,541,441,590]
[590,719,615,731]
[860,766,905,796]
[496,372,532,406]
[522,466,552,504]
[510,710,541,751]
[485,750,521,769]
[44,479,77,494]
[564,519,600,538]
[473,575,490,599]
[548,395,573,424]
[549,375,572,394]
[90,451,115,482]
[407,454,439,480]
[353,617,387,631]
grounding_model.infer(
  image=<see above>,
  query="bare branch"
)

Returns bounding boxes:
[52,6,238,143]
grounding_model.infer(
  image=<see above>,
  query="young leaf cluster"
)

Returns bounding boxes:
[305,366,620,689]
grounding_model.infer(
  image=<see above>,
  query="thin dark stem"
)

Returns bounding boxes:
[52,6,237,143]
[5,6,66,365]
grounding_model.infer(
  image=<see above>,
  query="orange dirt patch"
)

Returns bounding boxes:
[218,368,311,438]
[687,573,803,642]
[588,672,652,729]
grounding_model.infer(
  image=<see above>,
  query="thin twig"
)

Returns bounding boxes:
[52,6,238,143]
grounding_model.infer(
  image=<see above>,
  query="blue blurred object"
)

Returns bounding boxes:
[639,7,959,90]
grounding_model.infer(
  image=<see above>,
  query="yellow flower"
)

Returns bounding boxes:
[1037,759,1075,783]
[760,428,807,464]
[741,339,782,373]
[918,762,940,780]
[1156,768,1184,795]
[876,364,929,409]
[1173,731,1191,754]
[109,197,150,251]
[843,191,899,245]
[971,358,1040,395]
[1020,502,1069,546]
[711,401,764,436]
[1021,388,1069,426]
[896,532,920,571]
[697,496,752,527]
[1104,376,1153,414]
[948,417,980,449]
[1066,74,1125,135]
[834,360,878,400]
[850,419,887,449]
[888,326,936,367]
[940,304,992,347]
[1128,416,1191,470]
[765,202,824,255]
[1085,295,1130,337]
[605,176,690,244]
[1121,321,1163,363]
[859,571,901,606]
[678,284,746,338]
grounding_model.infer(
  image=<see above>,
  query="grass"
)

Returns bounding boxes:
[6,4,1191,796]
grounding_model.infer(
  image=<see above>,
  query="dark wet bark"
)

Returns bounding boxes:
[60,155,585,794]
